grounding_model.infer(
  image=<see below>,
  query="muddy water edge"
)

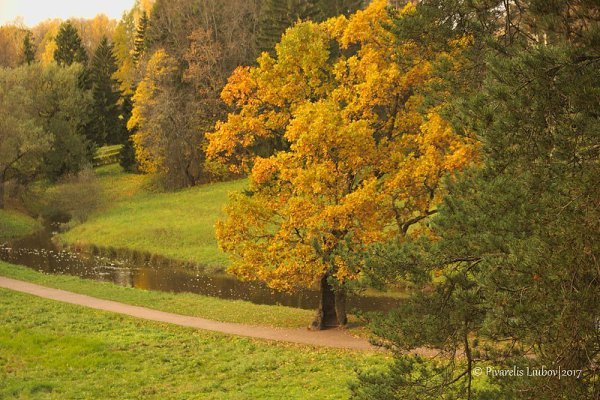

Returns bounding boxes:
[0,226,402,312]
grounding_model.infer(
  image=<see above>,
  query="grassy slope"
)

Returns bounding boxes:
[59,164,247,269]
[93,144,123,166]
[0,209,40,242]
[95,144,122,157]
[0,261,319,328]
[0,288,384,399]
[43,165,404,301]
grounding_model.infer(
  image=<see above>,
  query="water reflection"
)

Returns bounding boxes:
[0,229,401,312]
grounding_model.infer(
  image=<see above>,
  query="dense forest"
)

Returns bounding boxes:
[0,0,598,398]
[0,0,369,192]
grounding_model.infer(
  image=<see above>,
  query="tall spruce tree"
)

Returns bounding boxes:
[133,11,148,64]
[257,0,353,55]
[256,0,290,54]
[118,94,138,173]
[353,1,600,399]
[89,37,125,146]
[22,31,35,65]
[290,0,322,21]
[317,0,365,18]
[53,21,88,66]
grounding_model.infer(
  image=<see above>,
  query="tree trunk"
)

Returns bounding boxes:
[309,274,347,330]
[335,290,348,326]
[0,179,4,209]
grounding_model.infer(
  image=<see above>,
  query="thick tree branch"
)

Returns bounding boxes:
[401,209,438,234]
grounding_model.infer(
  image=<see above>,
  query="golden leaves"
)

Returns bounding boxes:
[127,49,177,174]
[210,1,479,291]
[251,157,278,185]
[336,0,390,49]
[220,66,253,107]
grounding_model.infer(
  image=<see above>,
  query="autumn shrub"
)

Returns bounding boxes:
[44,168,104,226]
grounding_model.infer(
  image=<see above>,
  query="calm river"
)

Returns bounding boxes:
[0,228,401,312]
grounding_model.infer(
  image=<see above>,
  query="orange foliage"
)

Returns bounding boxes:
[209,0,478,292]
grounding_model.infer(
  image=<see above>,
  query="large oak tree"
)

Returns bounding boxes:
[208,0,477,329]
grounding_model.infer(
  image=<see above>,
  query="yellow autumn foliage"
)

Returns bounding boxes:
[209,0,479,292]
[127,49,175,174]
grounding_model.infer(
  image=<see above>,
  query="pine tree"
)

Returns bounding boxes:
[22,31,35,65]
[290,0,322,21]
[257,0,290,55]
[53,21,88,66]
[317,0,365,18]
[119,137,139,173]
[353,1,600,399]
[118,91,138,172]
[133,11,148,64]
[119,129,139,173]
[89,37,125,146]
[257,0,334,55]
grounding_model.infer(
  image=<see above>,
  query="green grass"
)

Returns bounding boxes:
[93,145,123,167]
[0,261,321,329]
[95,144,123,157]
[0,209,40,242]
[0,288,384,399]
[59,164,247,269]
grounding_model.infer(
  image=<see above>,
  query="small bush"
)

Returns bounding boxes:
[44,169,104,225]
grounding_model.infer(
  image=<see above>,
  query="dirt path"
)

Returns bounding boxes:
[0,276,378,351]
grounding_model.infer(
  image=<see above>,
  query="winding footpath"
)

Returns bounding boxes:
[0,276,376,351]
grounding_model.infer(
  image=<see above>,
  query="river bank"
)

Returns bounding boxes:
[57,164,245,270]
[0,209,40,241]
[0,261,319,328]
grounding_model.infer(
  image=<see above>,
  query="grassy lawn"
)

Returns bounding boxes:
[59,164,247,269]
[93,144,123,167]
[0,288,384,399]
[95,144,123,157]
[0,209,40,242]
[0,261,320,329]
